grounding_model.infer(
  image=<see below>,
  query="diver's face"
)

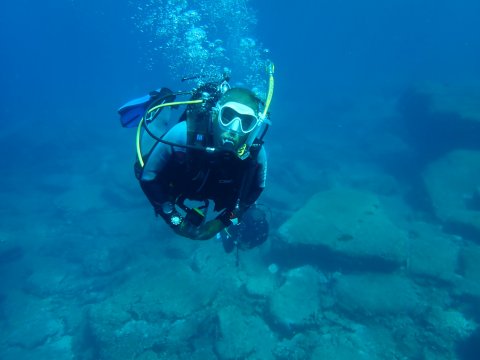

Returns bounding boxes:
[213,118,246,154]
[218,128,242,151]
[214,101,258,154]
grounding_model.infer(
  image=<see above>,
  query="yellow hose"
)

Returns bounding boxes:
[136,117,146,167]
[147,99,203,114]
[136,99,204,167]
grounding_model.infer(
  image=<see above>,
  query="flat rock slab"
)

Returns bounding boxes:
[278,188,407,268]
[423,150,480,236]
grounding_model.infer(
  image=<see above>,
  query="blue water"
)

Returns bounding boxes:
[1,1,480,359]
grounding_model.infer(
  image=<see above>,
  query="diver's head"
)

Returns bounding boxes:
[213,88,263,159]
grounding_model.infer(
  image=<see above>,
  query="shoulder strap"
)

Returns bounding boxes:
[235,151,262,211]
[248,139,264,160]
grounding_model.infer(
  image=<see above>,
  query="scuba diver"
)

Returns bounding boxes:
[118,65,274,253]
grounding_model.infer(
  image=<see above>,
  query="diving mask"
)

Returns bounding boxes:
[218,102,259,134]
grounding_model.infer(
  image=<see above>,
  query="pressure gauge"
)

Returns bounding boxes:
[170,215,182,226]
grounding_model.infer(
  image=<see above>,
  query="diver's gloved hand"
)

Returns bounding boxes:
[194,219,226,240]
[174,218,225,240]
[173,218,198,239]
[188,208,243,242]
[172,207,208,240]
[166,206,229,240]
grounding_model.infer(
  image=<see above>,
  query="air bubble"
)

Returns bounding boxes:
[132,0,271,91]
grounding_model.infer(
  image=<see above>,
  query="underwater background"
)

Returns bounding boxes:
[1,0,480,359]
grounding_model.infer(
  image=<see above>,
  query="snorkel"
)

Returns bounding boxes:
[229,61,274,159]
[263,61,275,119]
[135,62,275,167]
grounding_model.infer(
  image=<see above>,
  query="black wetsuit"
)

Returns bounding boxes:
[139,122,267,223]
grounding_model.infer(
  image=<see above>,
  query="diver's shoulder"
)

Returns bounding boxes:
[164,121,187,143]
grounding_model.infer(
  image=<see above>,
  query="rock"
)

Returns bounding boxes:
[188,240,233,275]
[87,313,167,360]
[311,337,373,360]
[410,82,480,122]
[136,351,163,360]
[0,339,75,360]
[87,260,219,359]
[272,332,319,360]
[82,244,131,276]
[455,243,480,299]
[23,257,114,303]
[241,261,281,299]
[53,174,107,214]
[426,307,477,343]
[311,324,399,360]
[244,272,279,298]
[268,266,322,328]
[7,309,63,349]
[278,188,407,269]
[215,305,276,360]
[397,83,480,165]
[423,150,480,238]
[273,323,399,360]
[406,221,460,283]
[333,273,422,318]
[0,294,74,360]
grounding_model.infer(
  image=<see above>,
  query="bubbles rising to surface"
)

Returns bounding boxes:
[131,0,269,96]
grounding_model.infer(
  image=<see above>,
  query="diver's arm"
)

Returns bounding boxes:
[139,122,186,223]
[140,141,217,238]
[139,179,172,221]
[139,141,173,217]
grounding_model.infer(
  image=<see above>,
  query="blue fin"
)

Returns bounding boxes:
[118,88,174,128]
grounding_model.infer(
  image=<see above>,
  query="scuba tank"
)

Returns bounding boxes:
[118,74,233,166]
